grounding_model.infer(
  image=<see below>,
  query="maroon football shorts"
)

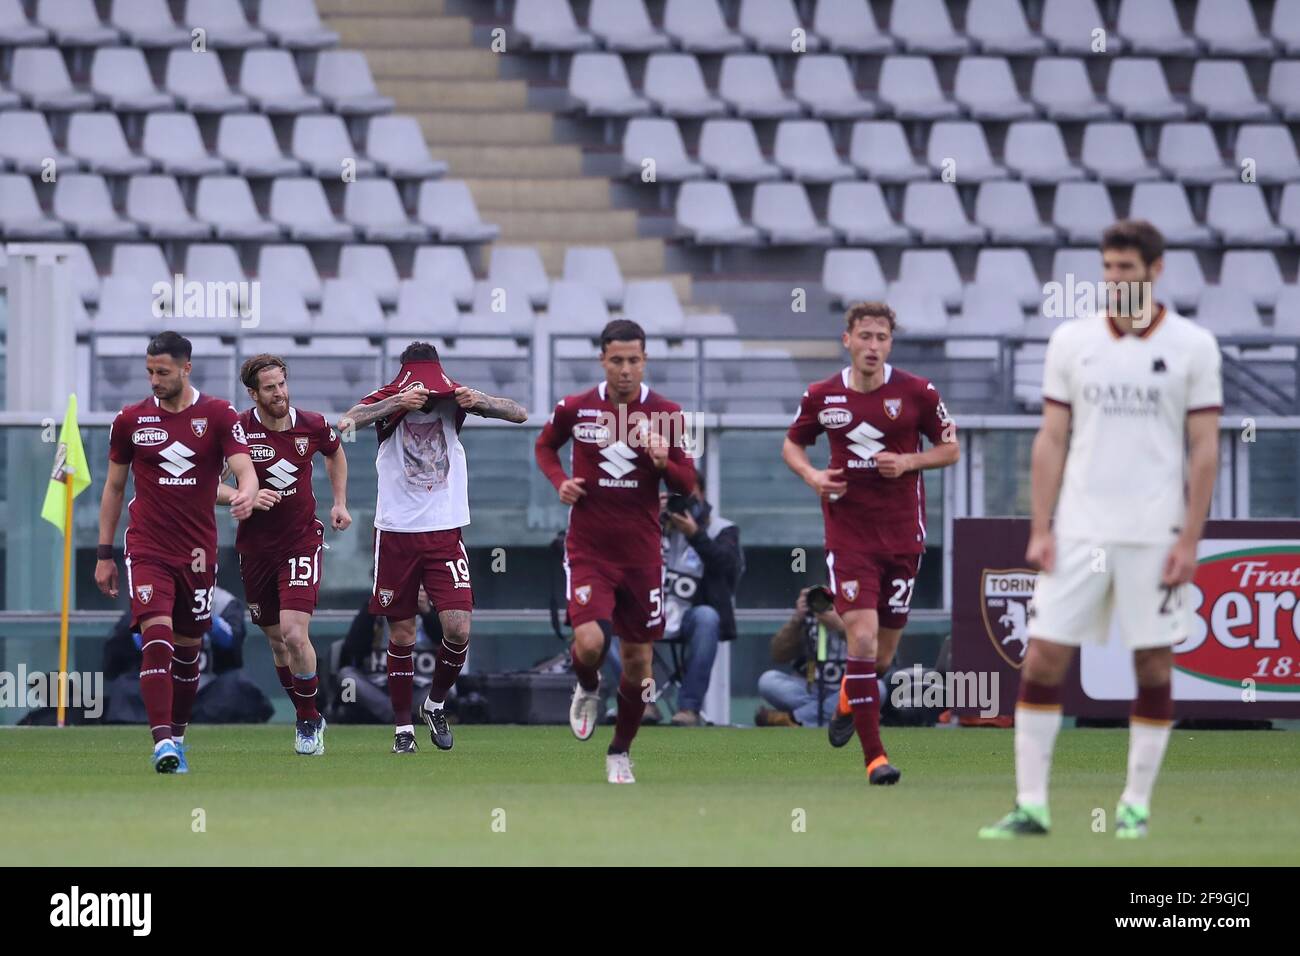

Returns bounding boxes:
[565,557,665,644]
[825,550,922,628]
[125,553,217,638]
[371,527,474,619]
[239,544,323,627]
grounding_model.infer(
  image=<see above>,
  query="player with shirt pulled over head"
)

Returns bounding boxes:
[341,342,527,756]
[216,354,351,758]
[535,319,697,784]
[980,220,1222,840]
[783,302,960,786]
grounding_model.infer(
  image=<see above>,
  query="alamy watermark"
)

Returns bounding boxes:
[889,665,1001,719]
[1041,277,1156,324]
[0,667,103,718]
[152,274,261,329]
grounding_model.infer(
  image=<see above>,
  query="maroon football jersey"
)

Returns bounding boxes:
[108,389,248,562]
[786,365,955,554]
[235,406,341,555]
[535,382,696,568]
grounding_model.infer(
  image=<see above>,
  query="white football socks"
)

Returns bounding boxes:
[1121,720,1172,808]
[395,723,414,735]
[1014,705,1063,807]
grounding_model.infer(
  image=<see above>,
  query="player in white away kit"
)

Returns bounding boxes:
[340,342,527,755]
[981,220,1222,839]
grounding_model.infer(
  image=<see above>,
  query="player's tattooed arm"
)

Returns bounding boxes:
[338,389,430,437]
[454,386,528,423]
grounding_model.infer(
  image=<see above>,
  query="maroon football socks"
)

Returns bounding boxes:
[275,664,296,707]
[139,624,175,744]
[571,643,601,693]
[608,676,645,755]
[292,673,321,722]
[169,641,201,739]
[387,639,414,726]
[845,657,886,764]
[428,638,468,706]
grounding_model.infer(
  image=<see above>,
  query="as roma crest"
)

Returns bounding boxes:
[575,585,592,606]
[136,584,154,604]
[841,580,859,601]
[191,418,208,438]
[294,436,310,456]
[378,589,394,608]
[883,398,902,420]
[981,568,1038,669]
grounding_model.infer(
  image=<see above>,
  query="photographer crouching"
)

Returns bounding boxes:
[756,586,850,727]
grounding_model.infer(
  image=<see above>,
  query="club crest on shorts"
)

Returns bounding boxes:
[884,398,902,420]
[191,417,208,438]
[378,589,394,608]
[294,436,309,456]
[136,584,153,604]
[981,568,1038,669]
[575,585,592,606]
[248,603,261,621]
[842,580,859,601]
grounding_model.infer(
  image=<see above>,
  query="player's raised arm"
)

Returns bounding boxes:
[454,386,528,423]
[534,398,585,505]
[338,387,430,437]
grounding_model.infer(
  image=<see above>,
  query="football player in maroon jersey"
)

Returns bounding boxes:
[783,302,960,785]
[216,354,350,756]
[95,332,259,773]
[535,319,697,784]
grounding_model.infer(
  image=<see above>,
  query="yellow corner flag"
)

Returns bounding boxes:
[41,393,92,535]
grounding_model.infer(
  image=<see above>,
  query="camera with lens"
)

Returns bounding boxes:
[665,494,693,516]
[806,585,833,615]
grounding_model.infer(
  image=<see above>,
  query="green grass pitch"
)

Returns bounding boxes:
[1,725,1295,866]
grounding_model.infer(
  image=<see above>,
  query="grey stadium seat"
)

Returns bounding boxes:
[259,0,339,50]
[739,0,822,53]
[849,121,928,182]
[589,0,669,52]
[1005,122,1085,183]
[1155,249,1206,312]
[643,53,727,118]
[1043,0,1116,55]
[339,245,400,308]
[793,55,876,119]
[674,181,761,245]
[623,118,705,181]
[1051,248,1103,291]
[887,285,949,336]
[1194,0,1275,56]
[879,57,960,120]
[1195,286,1264,337]
[293,115,377,178]
[959,283,1029,337]
[897,249,963,308]
[91,47,175,112]
[414,245,475,308]
[828,181,914,245]
[390,280,459,337]
[821,249,886,306]
[1190,61,1274,121]
[183,0,267,49]
[251,283,312,335]
[966,0,1048,55]
[67,243,100,304]
[890,0,971,54]
[1234,125,1300,184]
[1031,57,1113,121]
[1107,59,1189,121]
[1157,123,1236,184]
[562,247,624,308]
[0,111,78,174]
[1051,181,1117,244]
[752,182,835,245]
[1081,123,1161,183]
[1206,183,1291,246]
[258,244,322,307]
[545,280,610,335]
[0,81,18,110]
[700,119,781,182]
[241,49,324,114]
[976,182,1059,244]
[902,183,986,244]
[67,113,150,178]
[0,174,67,238]
[663,0,745,52]
[55,174,141,239]
[11,48,95,110]
[344,179,430,242]
[319,278,383,334]
[954,56,1036,121]
[270,178,356,242]
[468,281,536,336]
[812,0,894,54]
[313,51,395,116]
[927,121,1007,182]
[1274,0,1300,56]
[366,116,448,179]
[196,176,282,240]
[0,0,48,45]
[110,0,189,47]
[126,174,213,239]
[775,120,855,181]
[165,48,250,113]
[512,0,595,52]
[111,243,169,285]
[1220,251,1284,308]
[1115,0,1196,55]
[1129,182,1216,246]
[417,180,500,243]
[567,53,650,117]
[1268,62,1300,120]
[217,113,303,177]
[1275,286,1300,336]
[624,280,686,335]
[185,243,245,287]
[36,0,118,46]
[975,249,1044,310]
[489,246,551,308]
[142,112,228,176]
[719,55,802,118]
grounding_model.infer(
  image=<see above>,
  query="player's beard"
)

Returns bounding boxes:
[260,395,290,421]
[154,378,185,403]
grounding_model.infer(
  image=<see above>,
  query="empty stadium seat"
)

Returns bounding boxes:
[1082,123,1161,182]
[0,174,67,238]
[849,121,928,181]
[821,249,886,305]
[879,56,960,119]
[1195,286,1265,336]
[111,243,170,286]
[110,0,188,47]
[827,181,914,244]
[546,280,610,335]
[1157,123,1236,183]
[12,47,95,110]
[183,0,267,48]
[891,0,971,54]
[587,0,668,51]
[66,243,100,304]
[1156,250,1207,312]
[1220,251,1284,308]
[270,178,356,242]
[1270,62,1300,119]
[1274,0,1300,55]
[1005,122,1085,182]
[1107,59,1189,121]
[1275,285,1300,335]
[897,250,963,308]
[489,246,551,308]
[1050,248,1103,292]
[1129,182,1215,246]
[959,283,1028,335]
[1031,57,1113,120]
[414,245,476,308]
[927,121,1007,181]
[954,56,1036,120]
[1191,61,1274,121]
[165,48,250,113]
[217,113,303,177]
[259,0,339,50]
[469,281,536,336]
[126,175,213,239]
[343,180,430,242]
[258,244,322,307]
[241,49,324,114]
[663,0,745,52]
[513,0,596,51]
[339,245,401,308]
[719,55,802,118]
[417,181,500,243]
[1194,0,1275,56]
[252,283,312,334]
[812,0,893,53]
[366,116,448,179]
[793,55,876,118]
[622,118,706,181]
[185,243,245,286]
[1235,125,1300,183]
[975,249,1044,310]
[1052,181,1118,244]
[700,119,781,181]
[774,120,855,181]
[142,112,227,176]
[1206,183,1291,246]
[887,285,949,335]
[740,0,821,51]
[562,247,624,309]
[567,53,650,116]
[0,0,48,45]
[313,51,394,115]
[902,183,985,244]
[1042,0,1112,55]
[319,278,383,333]
[1116,0,1196,55]
[196,176,282,240]
[674,181,761,245]
[966,0,1049,55]
[390,280,459,336]
[293,114,377,178]
[643,53,727,117]
[624,280,687,335]
[752,182,835,244]
[0,111,77,174]
[55,174,140,239]
[37,0,118,46]
[92,47,175,111]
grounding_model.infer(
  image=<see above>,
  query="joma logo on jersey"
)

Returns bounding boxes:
[818,408,852,428]
[249,444,276,462]
[573,422,611,444]
[846,421,886,466]
[132,427,168,446]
